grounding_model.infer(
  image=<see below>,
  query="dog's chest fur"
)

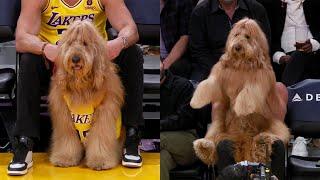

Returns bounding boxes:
[218,63,273,136]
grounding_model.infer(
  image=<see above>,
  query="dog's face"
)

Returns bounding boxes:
[225,18,269,62]
[57,20,106,79]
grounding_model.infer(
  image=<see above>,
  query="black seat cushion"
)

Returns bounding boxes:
[289,156,320,176]
[0,68,15,94]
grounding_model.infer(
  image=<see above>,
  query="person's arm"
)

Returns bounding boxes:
[160,81,196,131]
[163,36,188,69]
[254,2,271,49]
[16,0,58,61]
[101,0,139,59]
[163,0,194,69]
[189,7,215,80]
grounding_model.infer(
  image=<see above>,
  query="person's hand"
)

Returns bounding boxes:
[279,55,292,64]
[301,39,313,53]
[43,44,59,62]
[106,38,123,60]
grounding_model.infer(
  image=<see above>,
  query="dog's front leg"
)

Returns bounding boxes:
[49,90,83,167]
[85,98,122,170]
[190,75,222,109]
[234,82,267,116]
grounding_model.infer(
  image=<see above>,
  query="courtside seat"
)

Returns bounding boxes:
[287,79,320,179]
[0,68,15,97]
[289,156,320,176]
[0,0,20,43]
[125,0,159,46]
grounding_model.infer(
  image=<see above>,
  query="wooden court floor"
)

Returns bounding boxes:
[0,153,160,180]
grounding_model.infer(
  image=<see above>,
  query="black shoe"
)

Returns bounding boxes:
[122,127,142,168]
[7,136,34,176]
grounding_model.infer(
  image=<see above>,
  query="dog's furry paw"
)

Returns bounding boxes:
[50,154,81,167]
[193,138,215,165]
[190,96,205,109]
[86,156,119,170]
[251,133,278,163]
[234,95,256,116]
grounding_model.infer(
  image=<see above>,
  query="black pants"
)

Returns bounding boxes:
[13,45,144,139]
[282,51,320,86]
[216,140,286,180]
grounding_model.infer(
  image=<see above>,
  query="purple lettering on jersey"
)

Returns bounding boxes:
[47,12,59,27]
[81,15,88,21]
[62,16,73,25]
[51,16,62,26]
[47,12,96,27]
[89,14,94,21]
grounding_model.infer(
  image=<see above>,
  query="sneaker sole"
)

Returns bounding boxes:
[7,161,33,176]
[122,160,142,168]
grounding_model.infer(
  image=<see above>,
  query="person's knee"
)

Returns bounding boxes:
[272,140,285,155]
[216,140,234,155]
[291,51,309,62]
[276,82,288,104]
[19,53,41,70]
[125,45,144,64]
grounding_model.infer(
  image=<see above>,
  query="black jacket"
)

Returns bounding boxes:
[160,70,196,131]
[189,0,271,82]
[270,0,320,54]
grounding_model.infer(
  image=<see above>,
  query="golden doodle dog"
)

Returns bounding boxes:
[48,21,124,170]
[190,18,290,165]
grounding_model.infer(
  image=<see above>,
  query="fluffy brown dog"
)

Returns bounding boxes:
[190,18,290,165]
[48,20,124,170]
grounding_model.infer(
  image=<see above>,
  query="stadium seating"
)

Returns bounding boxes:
[286,79,320,180]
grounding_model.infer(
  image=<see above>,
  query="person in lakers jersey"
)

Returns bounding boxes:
[8,0,144,175]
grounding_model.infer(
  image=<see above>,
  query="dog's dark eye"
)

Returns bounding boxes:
[245,35,250,39]
[83,42,87,46]
[235,33,239,37]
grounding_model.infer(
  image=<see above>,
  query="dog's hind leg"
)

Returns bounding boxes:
[193,133,231,165]
[48,90,84,167]
[85,97,123,170]
[250,132,278,163]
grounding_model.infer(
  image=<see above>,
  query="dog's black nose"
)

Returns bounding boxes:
[234,45,242,51]
[72,55,80,63]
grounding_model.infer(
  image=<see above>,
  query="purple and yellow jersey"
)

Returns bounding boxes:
[39,0,107,45]
[63,94,122,143]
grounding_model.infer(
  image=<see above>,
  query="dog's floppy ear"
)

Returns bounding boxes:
[92,34,109,90]
[93,45,107,90]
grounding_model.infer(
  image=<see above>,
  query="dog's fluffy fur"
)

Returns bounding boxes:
[190,18,290,165]
[48,21,124,170]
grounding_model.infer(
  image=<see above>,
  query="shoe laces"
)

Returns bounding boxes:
[293,137,308,148]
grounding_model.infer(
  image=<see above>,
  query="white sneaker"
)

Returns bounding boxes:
[292,137,308,157]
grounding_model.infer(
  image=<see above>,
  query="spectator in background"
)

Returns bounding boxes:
[160,61,198,180]
[189,0,271,82]
[270,0,320,86]
[269,0,320,159]
[160,0,196,78]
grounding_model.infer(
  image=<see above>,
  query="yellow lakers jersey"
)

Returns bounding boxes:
[63,94,122,143]
[39,0,108,45]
